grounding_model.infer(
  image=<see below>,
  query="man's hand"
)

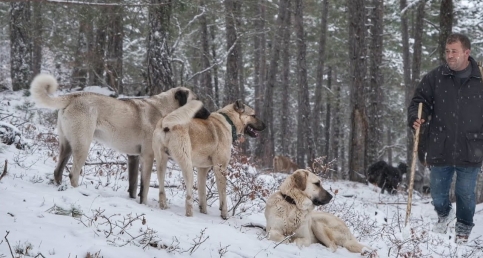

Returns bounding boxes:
[412,118,425,130]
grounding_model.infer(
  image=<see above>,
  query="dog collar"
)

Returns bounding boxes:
[219,112,237,143]
[281,193,296,205]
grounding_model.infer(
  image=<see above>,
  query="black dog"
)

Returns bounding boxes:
[367,161,407,194]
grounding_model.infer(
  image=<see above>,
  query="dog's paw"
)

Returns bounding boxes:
[199,205,207,214]
[361,247,378,257]
[328,244,337,252]
[159,202,169,210]
[57,182,72,192]
[220,213,229,220]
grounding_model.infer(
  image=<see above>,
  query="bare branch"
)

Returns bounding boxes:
[0,160,7,181]
[0,0,169,7]
[4,231,14,258]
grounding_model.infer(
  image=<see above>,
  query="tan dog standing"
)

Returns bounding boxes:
[147,100,266,219]
[273,155,298,173]
[30,74,209,197]
[265,169,370,253]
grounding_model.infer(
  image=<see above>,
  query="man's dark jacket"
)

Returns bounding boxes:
[408,56,483,167]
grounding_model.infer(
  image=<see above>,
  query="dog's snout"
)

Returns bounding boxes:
[323,191,333,203]
[313,190,333,206]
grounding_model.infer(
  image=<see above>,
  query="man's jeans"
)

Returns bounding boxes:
[430,166,479,227]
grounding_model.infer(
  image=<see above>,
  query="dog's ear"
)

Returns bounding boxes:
[292,169,308,191]
[234,99,245,113]
[175,89,189,106]
[193,106,211,119]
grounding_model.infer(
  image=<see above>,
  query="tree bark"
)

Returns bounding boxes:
[199,0,214,110]
[253,0,266,121]
[348,0,368,183]
[294,0,313,168]
[313,0,329,158]
[367,0,384,166]
[257,0,289,166]
[31,2,42,76]
[210,16,220,108]
[280,0,292,156]
[146,0,174,95]
[106,2,124,94]
[324,67,332,163]
[9,2,32,91]
[401,0,413,170]
[439,0,453,64]
[91,13,107,86]
[331,67,340,177]
[71,7,92,90]
[223,0,241,105]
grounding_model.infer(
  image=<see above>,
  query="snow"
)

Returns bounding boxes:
[1,90,483,258]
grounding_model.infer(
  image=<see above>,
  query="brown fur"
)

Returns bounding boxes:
[273,155,298,174]
[146,100,266,219]
[265,169,371,253]
[30,74,205,196]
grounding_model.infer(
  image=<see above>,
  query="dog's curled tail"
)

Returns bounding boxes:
[30,74,68,110]
[162,100,204,130]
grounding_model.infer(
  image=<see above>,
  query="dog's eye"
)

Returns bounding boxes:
[314,181,321,187]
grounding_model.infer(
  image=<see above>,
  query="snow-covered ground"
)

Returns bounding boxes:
[1,89,482,258]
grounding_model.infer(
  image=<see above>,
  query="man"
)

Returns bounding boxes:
[408,33,482,244]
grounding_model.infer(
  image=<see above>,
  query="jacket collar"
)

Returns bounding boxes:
[442,56,481,78]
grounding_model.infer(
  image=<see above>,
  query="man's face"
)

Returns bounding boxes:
[445,41,470,71]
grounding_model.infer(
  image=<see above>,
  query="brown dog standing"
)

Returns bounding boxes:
[273,155,298,173]
[147,100,265,219]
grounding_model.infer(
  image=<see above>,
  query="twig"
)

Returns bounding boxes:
[241,223,266,231]
[273,233,295,249]
[67,161,127,166]
[4,231,14,258]
[0,160,7,181]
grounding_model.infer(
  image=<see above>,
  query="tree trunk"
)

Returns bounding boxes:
[348,0,368,183]
[280,0,292,156]
[324,67,332,163]
[313,0,330,158]
[331,67,340,177]
[367,0,384,165]
[257,0,289,167]
[71,6,92,90]
[9,2,32,91]
[106,2,124,94]
[406,0,426,187]
[210,17,220,108]
[91,13,107,86]
[439,0,453,64]
[147,0,174,95]
[387,127,393,164]
[253,0,266,121]
[31,2,42,76]
[411,1,425,110]
[223,0,241,105]
[199,0,214,110]
[401,0,413,170]
[294,0,313,169]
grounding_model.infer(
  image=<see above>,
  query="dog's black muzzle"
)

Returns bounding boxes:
[312,192,333,206]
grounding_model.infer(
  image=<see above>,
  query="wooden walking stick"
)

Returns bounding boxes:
[405,103,423,227]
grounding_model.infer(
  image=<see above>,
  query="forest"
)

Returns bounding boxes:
[1,0,483,200]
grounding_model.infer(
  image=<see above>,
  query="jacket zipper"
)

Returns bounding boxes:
[454,77,460,165]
